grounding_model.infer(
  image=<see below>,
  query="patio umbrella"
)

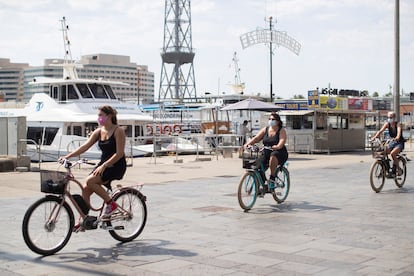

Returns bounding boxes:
[221,98,283,140]
[220,98,283,111]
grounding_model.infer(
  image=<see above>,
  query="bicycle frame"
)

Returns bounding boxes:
[50,159,142,227]
[371,139,407,178]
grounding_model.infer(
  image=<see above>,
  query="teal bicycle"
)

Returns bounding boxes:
[237,145,290,211]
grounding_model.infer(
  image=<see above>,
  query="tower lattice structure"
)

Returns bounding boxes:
[159,0,197,103]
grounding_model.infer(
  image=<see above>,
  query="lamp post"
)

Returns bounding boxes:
[268,16,274,103]
[394,0,400,121]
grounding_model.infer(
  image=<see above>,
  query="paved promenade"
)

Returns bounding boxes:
[1,148,414,275]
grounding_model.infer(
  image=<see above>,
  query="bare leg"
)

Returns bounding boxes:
[391,147,401,170]
[84,174,112,204]
[269,155,279,178]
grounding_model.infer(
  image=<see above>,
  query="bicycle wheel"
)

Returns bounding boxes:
[108,188,147,242]
[237,171,258,211]
[272,166,290,203]
[369,160,385,193]
[394,156,407,188]
[22,196,74,256]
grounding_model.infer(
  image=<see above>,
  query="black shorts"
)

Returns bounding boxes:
[262,147,288,169]
[92,157,127,182]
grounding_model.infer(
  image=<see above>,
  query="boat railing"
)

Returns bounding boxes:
[128,133,244,161]
[19,138,42,170]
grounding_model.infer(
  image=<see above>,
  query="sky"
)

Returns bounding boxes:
[0,0,413,100]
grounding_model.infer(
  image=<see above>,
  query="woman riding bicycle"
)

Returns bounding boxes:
[243,112,288,189]
[370,111,405,176]
[61,105,127,217]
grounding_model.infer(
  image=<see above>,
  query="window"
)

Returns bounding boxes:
[89,83,108,99]
[303,115,313,129]
[67,85,78,99]
[60,86,67,102]
[27,127,43,145]
[123,125,132,137]
[27,127,59,146]
[77,84,93,98]
[135,125,143,137]
[327,114,348,129]
[104,85,117,99]
[73,126,82,136]
[51,86,58,99]
[43,127,59,145]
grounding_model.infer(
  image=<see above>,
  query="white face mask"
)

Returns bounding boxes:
[268,120,276,127]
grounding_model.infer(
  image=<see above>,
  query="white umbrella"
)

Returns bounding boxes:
[221,98,283,111]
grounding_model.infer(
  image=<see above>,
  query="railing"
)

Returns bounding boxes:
[19,139,41,170]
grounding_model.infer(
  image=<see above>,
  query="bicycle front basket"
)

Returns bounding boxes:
[242,151,261,169]
[40,170,68,194]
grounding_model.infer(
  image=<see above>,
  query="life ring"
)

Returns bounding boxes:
[146,124,153,136]
[173,124,182,134]
[163,125,172,135]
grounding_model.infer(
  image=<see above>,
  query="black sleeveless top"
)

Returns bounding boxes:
[263,126,287,151]
[387,122,405,141]
[98,128,126,166]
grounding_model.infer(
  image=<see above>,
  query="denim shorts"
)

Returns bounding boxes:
[388,140,405,151]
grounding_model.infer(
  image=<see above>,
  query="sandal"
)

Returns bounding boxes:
[73,218,85,232]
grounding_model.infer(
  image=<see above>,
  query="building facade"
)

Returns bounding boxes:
[0,58,29,102]
[3,54,154,103]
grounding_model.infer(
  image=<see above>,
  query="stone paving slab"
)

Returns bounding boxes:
[1,149,414,275]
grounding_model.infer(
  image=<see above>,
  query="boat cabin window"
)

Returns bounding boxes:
[27,127,43,145]
[82,123,98,137]
[67,85,78,100]
[27,127,59,146]
[104,85,117,99]
[52,86,58,99]
[89,83,108,99]
[73,126,82,136]
[59,86,67,101]
[135,125,143,137]
[123,125,132,137]
[76,84,93,98]
[51,85,78,102]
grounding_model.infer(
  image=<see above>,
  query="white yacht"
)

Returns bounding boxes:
[2,62,154,161]
[0,17,157,161]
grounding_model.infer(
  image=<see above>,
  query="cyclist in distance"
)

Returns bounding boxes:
[243,112,288,190]
[371,111,405,176]
[61,105,127,217]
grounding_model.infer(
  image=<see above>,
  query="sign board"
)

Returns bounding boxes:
[307,90,319,108]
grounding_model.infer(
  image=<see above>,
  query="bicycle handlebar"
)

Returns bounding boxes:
[245,145,272,152]
[58,158,96,169]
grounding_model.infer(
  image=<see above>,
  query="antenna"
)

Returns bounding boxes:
[231,52,245,94]
[60,16,73,64]
[54,16,82,79]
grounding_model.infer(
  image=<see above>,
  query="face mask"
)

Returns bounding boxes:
[98,115,108,125]
[268,120,276,127]
[387,117,394,123]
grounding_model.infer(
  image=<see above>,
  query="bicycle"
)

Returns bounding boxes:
[237,145,290,211]
[369,138,408,193]
[22,158,147,256]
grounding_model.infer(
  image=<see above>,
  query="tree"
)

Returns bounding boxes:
[372,91,379,97]
[292,94,305,99]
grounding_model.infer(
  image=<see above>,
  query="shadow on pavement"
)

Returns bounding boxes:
[246,200,341,214]
[26,239,197,275]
